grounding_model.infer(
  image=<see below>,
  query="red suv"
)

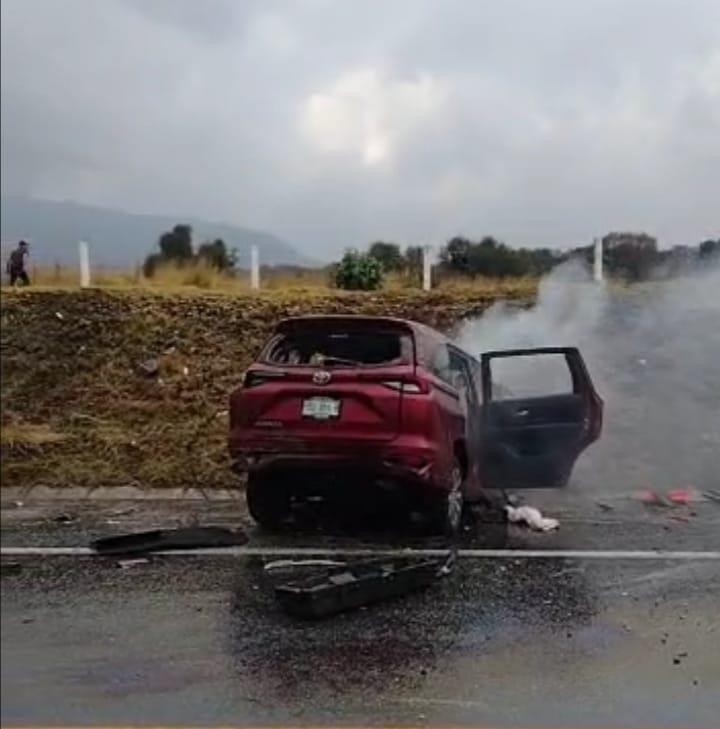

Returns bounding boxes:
[229,315,603,532]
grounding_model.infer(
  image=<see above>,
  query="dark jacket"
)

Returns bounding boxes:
[6,248,27,274]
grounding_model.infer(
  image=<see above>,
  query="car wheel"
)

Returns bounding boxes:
[431,460,465,536]
[246,472,289,530]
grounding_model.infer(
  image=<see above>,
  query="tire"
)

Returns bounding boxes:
[430,460,465,536]
[246,472,290,530]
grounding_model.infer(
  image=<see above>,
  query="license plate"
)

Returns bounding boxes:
[302,397,341,420]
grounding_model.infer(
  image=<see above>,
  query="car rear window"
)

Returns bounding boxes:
[262,326,411,367]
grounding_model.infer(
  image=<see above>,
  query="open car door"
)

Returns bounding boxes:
[479,347,603,489]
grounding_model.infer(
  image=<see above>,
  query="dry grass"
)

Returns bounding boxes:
[19,261,538,297]
[0,285,536,491]
[22,261,329,292]
[25,263,143,288]
[434,272,539,295]
[1,422,68,447]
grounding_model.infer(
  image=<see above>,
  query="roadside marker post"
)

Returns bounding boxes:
[423,245,432,291]
[593,237,604,283]
[250,244,260,290]
[78,241,91,288]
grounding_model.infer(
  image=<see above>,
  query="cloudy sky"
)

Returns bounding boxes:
[2,0,718,259]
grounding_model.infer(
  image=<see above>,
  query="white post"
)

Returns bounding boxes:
[250,245,260,290]
[78,241,91,288]
[422,245,432,291]
[593,237,604,283]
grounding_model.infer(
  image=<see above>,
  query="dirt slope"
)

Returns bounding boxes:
[1,285,533,493]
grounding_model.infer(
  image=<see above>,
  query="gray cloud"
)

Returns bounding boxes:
[2,0,719,260]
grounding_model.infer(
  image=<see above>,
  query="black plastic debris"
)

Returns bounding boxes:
[274,557,443,619]
[91,526,248,555]
[2,561,23,576]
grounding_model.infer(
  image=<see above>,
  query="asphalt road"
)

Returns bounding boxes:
[2,496,720,728]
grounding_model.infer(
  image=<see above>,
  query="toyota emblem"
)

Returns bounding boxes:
[312,370,332,385]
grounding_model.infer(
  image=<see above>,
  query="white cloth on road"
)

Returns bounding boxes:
[506,505,560,532]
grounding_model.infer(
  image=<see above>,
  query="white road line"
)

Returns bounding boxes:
[2,546,720,560]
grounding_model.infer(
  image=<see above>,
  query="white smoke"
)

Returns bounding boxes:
[457,260,720,494]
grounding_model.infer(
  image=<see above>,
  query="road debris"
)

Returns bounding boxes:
[506,505,559,532]
[137,358,160,377]
[2,561,23,576]
[667,489,702,505]
[117,558,149,569]
[92,526,248,556]
[263,559,346,572]
[53,513,76,524]
[109,506,137,517]
[636,490,673,507]
[595,501,614,512]
[673,651,688,666]
[636,488,705,507]
[274,558,442,619]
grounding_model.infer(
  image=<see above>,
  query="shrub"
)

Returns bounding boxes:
[335,250,384,290]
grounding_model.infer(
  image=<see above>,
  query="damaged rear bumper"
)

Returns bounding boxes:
[230,437,445,493]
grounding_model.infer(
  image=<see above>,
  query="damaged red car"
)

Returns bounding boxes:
[229,316,603,532]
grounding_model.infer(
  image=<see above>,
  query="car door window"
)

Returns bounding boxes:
[432,346,477,409]
[432,345,452,384]
[449,349,476,413]
[489,352,574,399]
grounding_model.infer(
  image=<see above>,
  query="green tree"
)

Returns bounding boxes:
[440,236,472,273]
[367,241,405,272]
[142,253,163,278]
[602,232,658,281]
[440,235,532,278]
[699,239,720,260]
[467,237,525,277]
[404,245,424,279]
[197,238,236,271]
[144,223,194,277]
[335,250,384,290]
[159,224,193,261]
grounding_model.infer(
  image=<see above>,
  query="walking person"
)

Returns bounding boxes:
[6,240,30,286]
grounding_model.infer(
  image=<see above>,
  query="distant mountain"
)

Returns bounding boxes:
[0,197,312,268]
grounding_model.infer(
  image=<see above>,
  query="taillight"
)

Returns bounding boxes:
[381,379,427,394]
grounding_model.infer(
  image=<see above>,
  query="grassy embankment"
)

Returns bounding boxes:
[24,260,538,294]
[0,279,536,493]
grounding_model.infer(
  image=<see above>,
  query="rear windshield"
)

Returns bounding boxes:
[262,327,411,367]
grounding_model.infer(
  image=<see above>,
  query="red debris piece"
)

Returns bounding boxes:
[667,488,700,505]
[636,488,703,507]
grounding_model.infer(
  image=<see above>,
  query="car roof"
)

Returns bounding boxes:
[275,314,450,342]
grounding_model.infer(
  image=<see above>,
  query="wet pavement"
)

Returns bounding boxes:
[2,496,720,727]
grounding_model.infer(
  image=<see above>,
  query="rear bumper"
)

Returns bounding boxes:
[229,432,445,491]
